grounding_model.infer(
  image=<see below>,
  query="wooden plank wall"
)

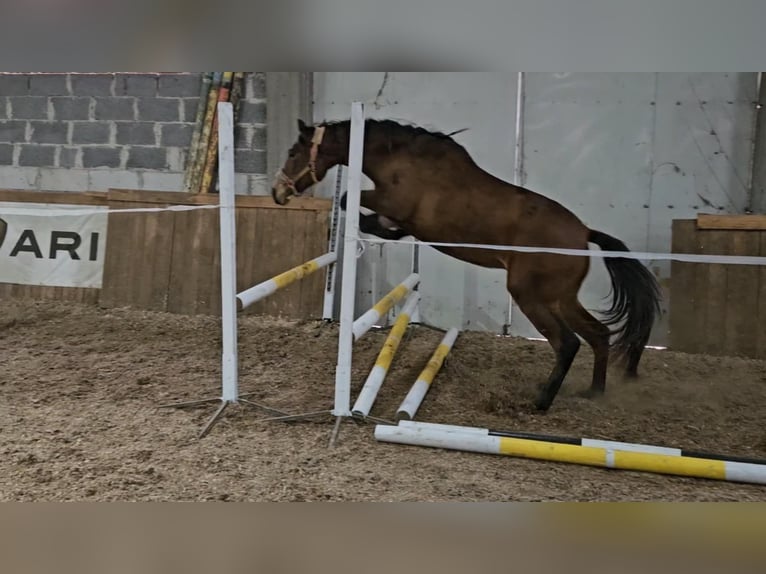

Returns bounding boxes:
[100,189,332,318]
[0,190,107,305]
[670,217,766,359]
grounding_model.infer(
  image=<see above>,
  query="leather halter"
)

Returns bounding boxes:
[275,126,326,195]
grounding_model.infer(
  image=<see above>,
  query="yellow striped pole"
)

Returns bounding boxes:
[183,72,213,192]
[352,291,420,417]
[352,273,420,340]
[374,421,766,486]
[236,252,337,310]
[396,327,459,420]
[190,72,222,194]
[199,72,234,194]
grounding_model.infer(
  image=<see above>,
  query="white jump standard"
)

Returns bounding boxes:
[162,102,337,438]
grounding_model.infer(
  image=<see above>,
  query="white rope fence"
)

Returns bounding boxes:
[358,235,766,266]
[3,201,765,266]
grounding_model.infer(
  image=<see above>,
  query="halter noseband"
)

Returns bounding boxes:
[276,126,326,195]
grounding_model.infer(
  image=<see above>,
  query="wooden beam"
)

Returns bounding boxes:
[697,214,766,230]
[107,188,330,211]
[0,189,109,205]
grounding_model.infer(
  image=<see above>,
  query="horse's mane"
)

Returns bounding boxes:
[318,118,472,159]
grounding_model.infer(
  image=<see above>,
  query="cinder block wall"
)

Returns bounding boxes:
[0,72,268,194]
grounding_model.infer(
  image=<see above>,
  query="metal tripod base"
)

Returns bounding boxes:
[159,393,293,439]
[160,393,344,440]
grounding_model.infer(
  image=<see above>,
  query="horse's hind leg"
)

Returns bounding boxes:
[560,297,610,397]
[511,288,581,411]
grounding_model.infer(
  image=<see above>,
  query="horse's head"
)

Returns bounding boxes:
[272,119,335,205]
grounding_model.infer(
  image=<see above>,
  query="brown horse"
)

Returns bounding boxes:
[272,118,661,411]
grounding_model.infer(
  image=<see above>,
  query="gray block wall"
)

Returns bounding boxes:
[0,73,268,194]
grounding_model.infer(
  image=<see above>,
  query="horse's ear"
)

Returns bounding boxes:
[297,119,311,134]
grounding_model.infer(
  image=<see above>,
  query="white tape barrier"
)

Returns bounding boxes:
[359,236,766,266]
[7,200,766,267]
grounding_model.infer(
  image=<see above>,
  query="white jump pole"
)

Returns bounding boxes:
[396,327,459,420]
[352,291,420,417]
[218,102,238,405]
[332,101,365,430]
[352,272,420,341]
[374,421,766,486]
[236,252,337,310]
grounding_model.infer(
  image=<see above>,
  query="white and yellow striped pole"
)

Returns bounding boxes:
[352,272,420,341]
[352,291,420,417]
[236,252,337,311]
[396,327,459,420]
[374,421,766,486]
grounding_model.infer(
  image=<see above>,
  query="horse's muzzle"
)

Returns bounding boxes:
[271,184,292,206]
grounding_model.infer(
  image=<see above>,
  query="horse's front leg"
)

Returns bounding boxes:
[359,214,409,240]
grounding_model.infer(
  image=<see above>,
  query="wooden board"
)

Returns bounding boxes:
[668,220,697,352]
[0,188,332,320]
[100,199,175,312]
[0,189,109,205]
[0,283,99,304]
[107,188,330,211]
[101,189,331,319]
[758,232,766,359]
[697,229,730,356]
[670,218,765,359]
[697,214,766,230]
[722,229,761,357]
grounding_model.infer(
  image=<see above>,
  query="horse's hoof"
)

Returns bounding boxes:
[533,397,552,412]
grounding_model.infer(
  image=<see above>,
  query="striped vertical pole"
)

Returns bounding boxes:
[200,72,234,194]
[190,72,222,194]
[322,165,344,321]
[352,272,420,341]
[184,72,213,193]
[229,72,246,124]
[352,291,420,417]
[396,327,459,420]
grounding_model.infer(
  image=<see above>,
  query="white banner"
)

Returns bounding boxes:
[0,202,109,288]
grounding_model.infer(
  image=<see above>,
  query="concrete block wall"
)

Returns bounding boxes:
[0,72,269,195]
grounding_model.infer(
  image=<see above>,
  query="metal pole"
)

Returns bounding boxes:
[749,72,766,213]
[322,166,344,320]
[506,71,525,335]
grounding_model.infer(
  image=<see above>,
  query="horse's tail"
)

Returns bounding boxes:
[587,229,662,373]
